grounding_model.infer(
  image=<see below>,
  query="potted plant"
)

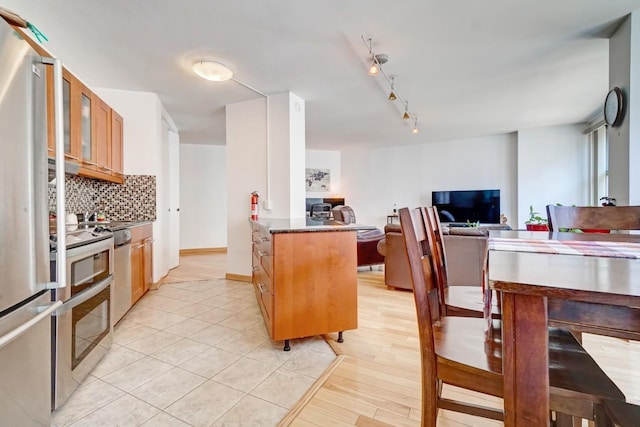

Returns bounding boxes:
[525,205,549,231]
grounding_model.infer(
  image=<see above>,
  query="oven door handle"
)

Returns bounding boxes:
[54,276,113,316]
[0,301,63,350]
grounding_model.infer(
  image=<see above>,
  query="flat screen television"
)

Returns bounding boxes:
[431,189,500,224]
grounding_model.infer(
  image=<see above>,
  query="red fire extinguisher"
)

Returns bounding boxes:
[251,191,259,220]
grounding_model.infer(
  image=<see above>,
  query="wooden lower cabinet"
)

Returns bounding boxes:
[251,222,358,350]
[131,224,153,304]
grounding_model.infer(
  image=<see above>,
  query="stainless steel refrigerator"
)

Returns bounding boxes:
[0,20,63,426]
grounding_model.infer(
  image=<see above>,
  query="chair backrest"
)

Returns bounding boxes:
[310,203,332,219]
[546,205,640,231]
[398,207,442,415]
[332,205,356,223]
[420,207,447,313]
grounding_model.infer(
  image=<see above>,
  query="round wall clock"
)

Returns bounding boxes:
[604,87,624,127]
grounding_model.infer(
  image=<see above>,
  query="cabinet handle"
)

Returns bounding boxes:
[257,250,265,257]
[252,265,259,272]
[64,154,80,160]
[260,237,269,242]
[83,160,98,166]
[258,283,266,294]
[133,243,144,249]
[100,166,113,171]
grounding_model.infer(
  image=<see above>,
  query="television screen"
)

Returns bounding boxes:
[432,189,500,224]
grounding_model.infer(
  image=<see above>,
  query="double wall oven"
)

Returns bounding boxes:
[50,229,113,409]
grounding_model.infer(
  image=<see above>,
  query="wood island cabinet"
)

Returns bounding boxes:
[251,220,358,351]
[131,224,153,304]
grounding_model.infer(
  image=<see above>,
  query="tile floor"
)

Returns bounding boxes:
[52,279,336,427]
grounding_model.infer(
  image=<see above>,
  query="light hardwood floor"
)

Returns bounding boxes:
[163,254,640,427]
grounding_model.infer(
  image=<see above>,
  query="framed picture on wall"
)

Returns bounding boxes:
[306,168,330,192]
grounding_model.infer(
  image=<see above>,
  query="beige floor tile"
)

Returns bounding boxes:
[179,346,242,378]
[130,366,206,409]
[241,318,270,338]
[189,323,238,346]
[101,356,174,392]
[91,344,146,378]
[140,411,191,426]
[164,317,213,337]
[217,297,258,312]
[245,340,296,365]
[150,337,211,365]
[212,356,280,393]
[212,395,289,427]
[52,379,125,427]
[217,311,264,330]
[194,307,236,324]
[165,380,245,427]
[124,329,183,355]
[137,311,191,330]
[199,295,237,307]
[281,346,337,379]
[215,330,269,355]
[251,369,317,409]
[172,302,215,318]
[113,321,160,346]
[67,394,159,427]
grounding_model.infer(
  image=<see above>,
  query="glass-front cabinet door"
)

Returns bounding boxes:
[46,68,77,161]
[79,83,94,167]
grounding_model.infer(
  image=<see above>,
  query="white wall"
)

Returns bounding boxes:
[93,88,170,283]
[609,11,640,205]
[306,150,341,198]
[341,134,518,230]
[517,125,589,226]
[179,144,227,249]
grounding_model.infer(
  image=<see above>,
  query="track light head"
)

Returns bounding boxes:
[403,102,410,120]
[388,77,397,101]
[368,61,379,76]
[412,118,419,134]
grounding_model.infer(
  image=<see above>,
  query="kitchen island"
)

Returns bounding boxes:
[251,218,375,350]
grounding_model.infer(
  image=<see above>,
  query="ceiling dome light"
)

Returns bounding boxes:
[192,61,234,82]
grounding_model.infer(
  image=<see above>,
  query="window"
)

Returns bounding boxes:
[587,124,608,206]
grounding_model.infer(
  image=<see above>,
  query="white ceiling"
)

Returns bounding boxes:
[5,1,640,149]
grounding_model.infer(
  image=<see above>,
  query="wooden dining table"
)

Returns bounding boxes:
[487,230,640,426]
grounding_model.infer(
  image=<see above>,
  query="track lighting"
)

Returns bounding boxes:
[388,77,397,101]
[403,102,410,120]
[361,35,419,134]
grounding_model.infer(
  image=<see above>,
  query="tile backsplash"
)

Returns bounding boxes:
[48,175,156,221]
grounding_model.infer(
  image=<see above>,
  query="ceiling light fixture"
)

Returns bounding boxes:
[388,77,397,101]
[192,60,234,81]
[361,36,419,134]
[403,102,410,120]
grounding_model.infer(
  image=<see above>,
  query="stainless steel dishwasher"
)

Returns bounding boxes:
[112,228,132,324]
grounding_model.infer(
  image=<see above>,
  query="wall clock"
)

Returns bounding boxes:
[604,87,625,127]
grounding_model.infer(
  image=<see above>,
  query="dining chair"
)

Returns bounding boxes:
[398,207,626,427]
[423,206,501,319]
[546,204,640,232]
[546,204,640,342]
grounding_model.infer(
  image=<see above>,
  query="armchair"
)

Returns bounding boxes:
[332,205,385,267]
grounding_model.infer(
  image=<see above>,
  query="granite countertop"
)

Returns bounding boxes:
[251,217,378,234]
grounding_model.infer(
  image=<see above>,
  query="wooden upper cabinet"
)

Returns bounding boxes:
[15,26,123,184]
[111,110,124,181]
[93,94,111,173]
[46,68,78,162]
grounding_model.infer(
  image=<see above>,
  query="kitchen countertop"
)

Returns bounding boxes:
[251,217,377,234]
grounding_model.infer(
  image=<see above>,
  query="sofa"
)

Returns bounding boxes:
[376,223,511,290]
[332,205,385,267]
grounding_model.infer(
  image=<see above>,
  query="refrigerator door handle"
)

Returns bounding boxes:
[0,301,62,350]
